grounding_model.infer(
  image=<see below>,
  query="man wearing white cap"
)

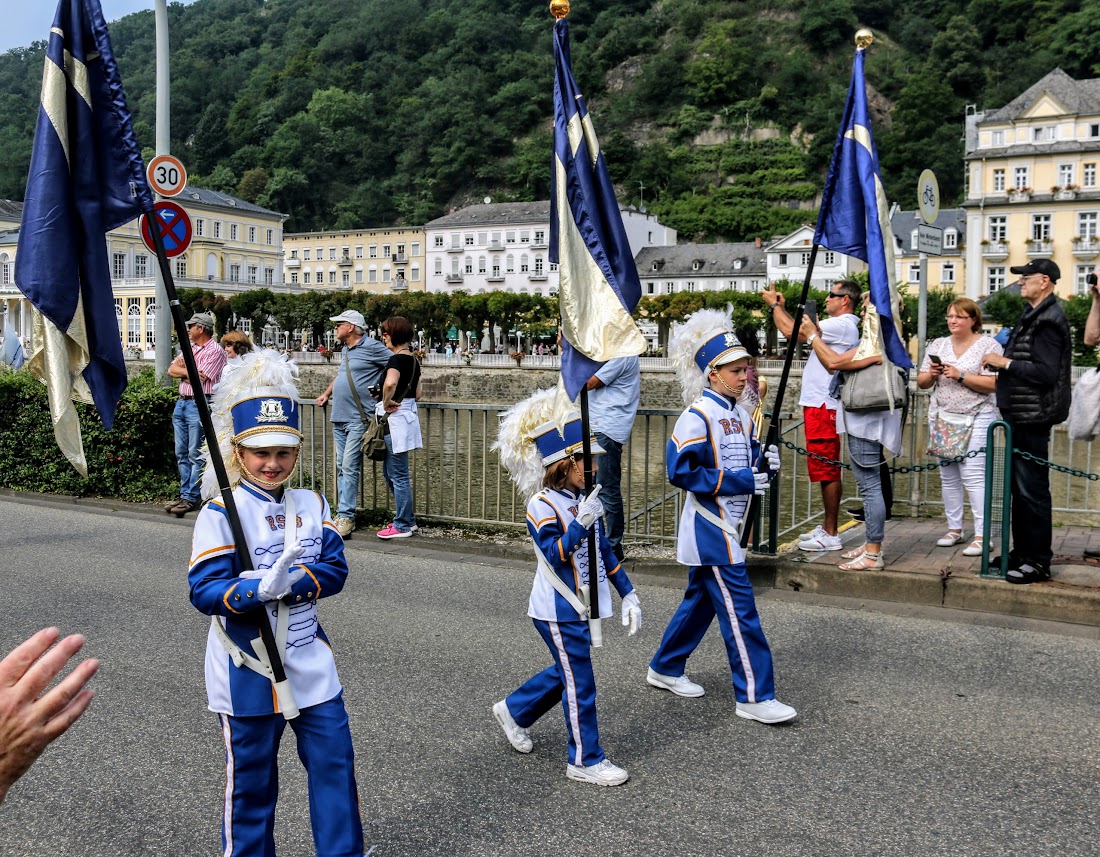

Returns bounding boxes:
[316,310,391,537]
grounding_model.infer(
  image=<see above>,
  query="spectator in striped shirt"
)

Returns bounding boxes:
[166,312,227,516]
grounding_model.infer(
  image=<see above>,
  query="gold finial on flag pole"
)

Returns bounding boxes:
[855,28,874,50]
[550,0,570,19]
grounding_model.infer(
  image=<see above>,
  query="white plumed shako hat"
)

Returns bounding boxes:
[493,388,603,500]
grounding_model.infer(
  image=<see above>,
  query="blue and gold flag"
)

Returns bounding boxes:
[814,47,911,369]
[551,18,645,403]
[15,0,153,475]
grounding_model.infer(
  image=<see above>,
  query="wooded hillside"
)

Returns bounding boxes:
[1,0,1098,238]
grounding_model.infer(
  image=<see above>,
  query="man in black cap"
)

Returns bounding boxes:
[166,311,226,516]
[981,259,1071,583]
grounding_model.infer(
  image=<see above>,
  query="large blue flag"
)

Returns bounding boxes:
[551,18,645,403]
[814,48,911,369]
[16,0,153,475]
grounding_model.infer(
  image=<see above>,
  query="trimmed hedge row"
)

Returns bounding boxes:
[0,367,179,501]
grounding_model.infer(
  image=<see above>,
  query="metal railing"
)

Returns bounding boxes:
[292,396,1099,551]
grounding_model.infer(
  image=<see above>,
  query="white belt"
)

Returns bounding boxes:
[687,492,748,542]
[534,542,603,648]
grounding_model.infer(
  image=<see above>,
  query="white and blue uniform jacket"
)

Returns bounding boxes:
[526,487,633,622]
[667,388,760,567]
[189,481,348,717]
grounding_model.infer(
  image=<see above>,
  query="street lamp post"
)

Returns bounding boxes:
[153,0,172,382]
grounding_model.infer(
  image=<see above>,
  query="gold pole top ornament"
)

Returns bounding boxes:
[855,28,874,50]
[550,0,570,20]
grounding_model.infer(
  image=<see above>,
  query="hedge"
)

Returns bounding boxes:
[0,367,179,501]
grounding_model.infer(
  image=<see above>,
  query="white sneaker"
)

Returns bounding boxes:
[566,758,629,786]
[333,517,355,538]
[798,533,842,552]
[492,700,532,753]
[735,698,798,724]
[646,668,705,698]
[799,524,826,542]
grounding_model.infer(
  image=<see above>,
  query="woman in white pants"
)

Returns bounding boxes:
[917,298,1002,557]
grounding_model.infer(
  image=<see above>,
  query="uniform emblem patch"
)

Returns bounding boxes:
[256,399,290,423]
[724,332,739,347]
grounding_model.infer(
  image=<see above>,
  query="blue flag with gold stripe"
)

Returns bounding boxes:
[15,0,153,475]
[551,18,645,402]
[814,48,911,369]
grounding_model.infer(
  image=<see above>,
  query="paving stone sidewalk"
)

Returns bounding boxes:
[785,516,1100,587]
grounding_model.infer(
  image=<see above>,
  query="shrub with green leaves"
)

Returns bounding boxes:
[0,368,178,501]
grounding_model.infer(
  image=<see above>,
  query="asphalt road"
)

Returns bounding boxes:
[0,496,1097,857]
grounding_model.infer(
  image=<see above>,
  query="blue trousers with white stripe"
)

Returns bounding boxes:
[505,619,604,767]
[650,563,776,703]
[218,693,363,857]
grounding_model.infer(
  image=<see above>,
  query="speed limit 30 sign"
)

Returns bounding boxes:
[147,155,188,197]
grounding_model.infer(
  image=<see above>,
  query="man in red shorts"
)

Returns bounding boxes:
[762,280,861,551]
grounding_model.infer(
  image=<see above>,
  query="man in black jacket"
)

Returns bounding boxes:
[982,259,1072,583]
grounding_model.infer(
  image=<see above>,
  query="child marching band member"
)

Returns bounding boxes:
[491,389,642,786]
[646,309,797,725]
[188,350,367,857]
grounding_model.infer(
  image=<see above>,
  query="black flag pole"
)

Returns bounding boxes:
[141,201,295,716]
[578,384,603,643]
[740,244,821,548]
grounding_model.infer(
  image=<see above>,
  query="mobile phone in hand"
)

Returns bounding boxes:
[929,354,943,366]
[804,299,818,327]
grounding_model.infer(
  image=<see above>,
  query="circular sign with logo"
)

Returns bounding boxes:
[918,169,939,223]
[147,155,188,197]
[140,200,193,258]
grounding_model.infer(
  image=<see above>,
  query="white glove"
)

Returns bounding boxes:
[763,444,781,473]
[258,540,304,602]
[752,471,770,495]
[575,484,604,530]
[621,590,641,636]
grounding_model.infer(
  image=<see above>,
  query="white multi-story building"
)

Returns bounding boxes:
[765,225,867,287]
[424,201,675,296]
[634,240,768,296]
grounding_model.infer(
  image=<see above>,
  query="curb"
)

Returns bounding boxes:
[3,489,1098,628]
[356,530,1100,629]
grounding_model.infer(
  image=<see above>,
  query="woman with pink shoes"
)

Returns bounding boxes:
[916,298,1002,558]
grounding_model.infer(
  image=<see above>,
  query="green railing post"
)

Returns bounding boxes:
[981,420,1012,579]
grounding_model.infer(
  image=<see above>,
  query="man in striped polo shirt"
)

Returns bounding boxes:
[166,312,227,515]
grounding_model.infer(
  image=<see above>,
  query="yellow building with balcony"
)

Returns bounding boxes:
[963,68,1100,299]
[283,228,426,294]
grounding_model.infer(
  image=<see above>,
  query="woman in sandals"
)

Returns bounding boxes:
[801,295,901,571]
[916,299,1001,557]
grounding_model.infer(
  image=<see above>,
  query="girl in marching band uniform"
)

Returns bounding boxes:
[188,350,367,857]
[491,389,642,786]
